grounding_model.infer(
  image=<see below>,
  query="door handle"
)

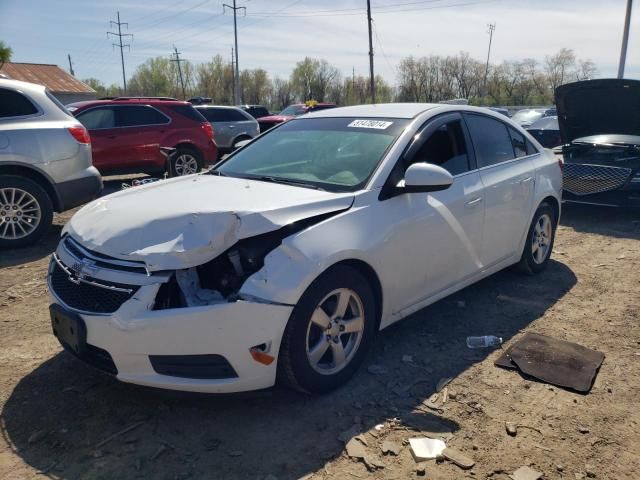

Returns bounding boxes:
[465,197,483,207]
[228,125,236,129]
[519,176,533,184]
[107,135,117,139]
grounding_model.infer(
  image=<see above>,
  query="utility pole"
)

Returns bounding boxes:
[484,23,496,95]
[618,0,633,78]
[67,54,75,76]
[366,0,376,103]
[231,46,235,103]
[107,11,133,95]
[171,45,186,99]
[223,1,246,105]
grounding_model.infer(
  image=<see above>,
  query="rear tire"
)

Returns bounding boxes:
[0,175,53,249]
[516,202,556,275]
[169,147,202,177]
[278,265,377,394]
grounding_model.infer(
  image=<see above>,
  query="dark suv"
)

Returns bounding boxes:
[67,98,217,176]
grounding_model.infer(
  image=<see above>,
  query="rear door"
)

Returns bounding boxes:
[463,113,536,267]
[75,106,117,170]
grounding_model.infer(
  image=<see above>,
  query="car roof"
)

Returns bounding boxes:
[195,105,241,110]
[0,78,46,94]
[303,103,441,119]
[70,98,191,109]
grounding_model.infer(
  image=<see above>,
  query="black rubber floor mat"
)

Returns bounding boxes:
[494,333,605,393]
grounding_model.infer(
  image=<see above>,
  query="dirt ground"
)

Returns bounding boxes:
[0,193,639,480]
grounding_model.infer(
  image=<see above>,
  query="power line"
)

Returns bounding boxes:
[223,0,246,104]
[107,11,133,94]
[171,45,187,99]
[247,0,498,17]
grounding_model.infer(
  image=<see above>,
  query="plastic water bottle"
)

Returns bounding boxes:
[466,335,503,349]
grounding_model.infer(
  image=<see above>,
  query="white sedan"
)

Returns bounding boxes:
[48,103,562,394]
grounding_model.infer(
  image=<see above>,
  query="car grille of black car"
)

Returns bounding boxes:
[563,163,632,195]
[49,260,139,314]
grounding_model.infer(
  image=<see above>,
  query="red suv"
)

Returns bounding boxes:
[67,97,217,176]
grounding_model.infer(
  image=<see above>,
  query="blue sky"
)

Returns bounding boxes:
[1,0,638,88]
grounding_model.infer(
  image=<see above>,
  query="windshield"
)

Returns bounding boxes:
[528,116,558,130]
[216,117,409,192]
[279,105,306,116]
[512,110,544,125]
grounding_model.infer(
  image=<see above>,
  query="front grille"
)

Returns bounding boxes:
[49,261,139,314]
[563,163,632,195]
[63,236,147,274]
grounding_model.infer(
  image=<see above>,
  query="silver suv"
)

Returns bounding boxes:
[0,79,102,248]
[195,105,259,155]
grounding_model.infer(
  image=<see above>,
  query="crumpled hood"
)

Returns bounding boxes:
[64,174,354,271]
[555,79,640,143]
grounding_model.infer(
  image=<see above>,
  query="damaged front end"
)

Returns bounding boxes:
[152,211,340,310]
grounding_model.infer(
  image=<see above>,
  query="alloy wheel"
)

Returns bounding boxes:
[305,288,365,375]
[532,213,552,264]
[0,187,42,240]
[174,154,199,176]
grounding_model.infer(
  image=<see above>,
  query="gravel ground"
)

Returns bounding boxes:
[0,200,639,480]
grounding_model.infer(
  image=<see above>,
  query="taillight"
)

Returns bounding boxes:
[201,122,214,139]
[68,126,91,144]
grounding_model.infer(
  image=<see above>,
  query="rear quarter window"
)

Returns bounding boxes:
[168,104,207,122]
[0,88,39,118]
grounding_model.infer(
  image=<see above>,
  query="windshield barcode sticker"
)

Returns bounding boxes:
[347,120,393,129]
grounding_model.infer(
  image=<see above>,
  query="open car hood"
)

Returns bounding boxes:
[555,79,640,144]
[64,174,354,272]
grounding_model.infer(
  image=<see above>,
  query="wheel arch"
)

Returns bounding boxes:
[540,195,560,225]
[324,259,384,331]
[0,164,62,211]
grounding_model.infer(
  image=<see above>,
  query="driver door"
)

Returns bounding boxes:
[380,113,486,314]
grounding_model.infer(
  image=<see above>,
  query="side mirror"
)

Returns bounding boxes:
[402,163,454,193]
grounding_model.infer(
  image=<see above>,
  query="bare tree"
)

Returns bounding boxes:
[545,48,576,92]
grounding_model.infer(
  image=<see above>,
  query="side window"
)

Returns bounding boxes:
[464,114,515,167]
[227,109,250,121]
[115,106,169,127]
[0,88,39,118]
[509,127,527,157]
[76,107,115,129]
[526,139,539,155]
[409,120,470,176]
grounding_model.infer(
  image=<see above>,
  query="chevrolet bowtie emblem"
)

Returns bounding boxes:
[70,258,98,281]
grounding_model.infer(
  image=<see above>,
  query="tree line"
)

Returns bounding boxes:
[83,47,596,110]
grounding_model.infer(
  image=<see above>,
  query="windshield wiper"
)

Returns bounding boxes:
[251,175,326,191]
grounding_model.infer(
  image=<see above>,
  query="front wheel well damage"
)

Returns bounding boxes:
[153,210,348,309]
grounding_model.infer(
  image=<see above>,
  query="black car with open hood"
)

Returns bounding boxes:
[555,79,640,207]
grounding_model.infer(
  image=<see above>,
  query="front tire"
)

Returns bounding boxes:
[278,265,377,394]
[516,202,556,274]
[0,175,53,248]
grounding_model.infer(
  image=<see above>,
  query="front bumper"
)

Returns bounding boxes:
[50,295,293,393]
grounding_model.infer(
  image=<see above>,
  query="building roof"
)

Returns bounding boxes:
[0,62,95,94]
